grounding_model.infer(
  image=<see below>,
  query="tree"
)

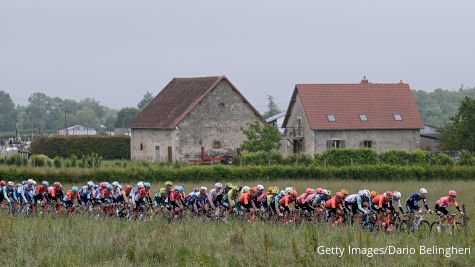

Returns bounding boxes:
[262,95,282,119]
[439,97,475,153]
[115,107,140,128]
[0,91,17,131]
[137,91,154,110]
[240,122,282,152]
[76,108,101,130]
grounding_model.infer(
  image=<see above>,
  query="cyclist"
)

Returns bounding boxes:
[190,187,214,215]
[99,184,114,205]
[0,180,6,204]
[434,190,464,233]
[48,182,64,212]
[3,181,18,214]
[63,186,80,211]
[279,190,298,223]
[79,181,95,206]
[222,185,240,215]
[390,191,405,215]
[345,190,371,215]
[209,182,223,208]
[18,179,36,213]
[406,188,432,228]
[297,188,314,210]
[372,191,394,229]
[324,191,345,223]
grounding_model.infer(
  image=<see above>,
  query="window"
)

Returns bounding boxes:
[213,141,222,149]
[359,114,368,121]
[393,114,402,121]
[219,103,225,108]
[363,140,372,148]
[326,114,336,122]
[327,140,345,149]
[140,143,144,151]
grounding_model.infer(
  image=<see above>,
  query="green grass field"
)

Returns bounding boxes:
[1,179,474,266]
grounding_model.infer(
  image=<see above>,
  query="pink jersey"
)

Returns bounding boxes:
[437,196,457,208]
[305,193,317,204]
[297,193,308,205]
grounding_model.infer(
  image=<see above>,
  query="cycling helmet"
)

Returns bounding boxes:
[137,182,145,188]
[42,181,49,187]
[200,186,208,192]
[215,182,222,189]
[267,186,274,193]
[393,191,401,199]
[336,192,344,198]
[419,188,427,194]
[7,181,14,186]
[100,182,107,188]
[326,190,332,196]
[316,187,323,194]
[231,186,240,191]
[370,191,377,198]
[448,190,457,197]
[322,189,330,196]
[306,188,314,195]
[250,187,258,194]
[362,190,370,198]
[87,181,94,187]
[272,187,280,195]
[144,182,151,189]
[242,186,251,193]
[0,180,6,186]
[112,181,120,187]
[165,181,173,186]
[290,190,298,197]
[256,184,264,191]
[72,186,79,193]
[125,185,132,192]
[106,184,113,190]
[280,190,286,196]
[176,185,185,192]
[16,183,22,188]
[285,187,293,194]
[226,183,233,188]
[54,182,62,188]
[27,179,36,185]
[385,191,393,198]
[340,189,348,196]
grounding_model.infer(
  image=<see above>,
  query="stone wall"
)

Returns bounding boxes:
[130,129,175,162]
[314,129,421,153]
[283,93,314,153]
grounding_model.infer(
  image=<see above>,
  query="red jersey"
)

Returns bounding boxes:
[35,185,48,195]
[371,194,389,208]
[170,190,184,202]
[48,187,62,198]
[324,196,343,209]
[100,189,112,198]
[65,191,79,201]
[279,195,294,207]
[257,192,268,203]
[239,192,253,205]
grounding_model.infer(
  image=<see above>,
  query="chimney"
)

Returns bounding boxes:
[361,76,369,84]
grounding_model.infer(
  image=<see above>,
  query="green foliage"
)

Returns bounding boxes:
[413,86,475,127]
[319,148,378,166]
[0,90,17,131]
[1,164,474,183]
[262,95,282,119]
[137,91,154,110]
[3,154,28,166]
[115,107,139,128]
[30,154,52,167]
[240,122,281,152]
[30,136,130,159]
[439,97,475,153]
[458,151,475,166]
[379,150,427,165]
[235,152,314,166]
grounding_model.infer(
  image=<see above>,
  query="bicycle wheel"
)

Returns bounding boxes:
[417,220,430,233]
[398,220,408,232]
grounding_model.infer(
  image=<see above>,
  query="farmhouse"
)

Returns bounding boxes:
[128,76,264,162]
[282,77,424,153]
[58,125,97,136]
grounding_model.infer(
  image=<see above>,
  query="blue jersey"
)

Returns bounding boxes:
[406,193,428,210]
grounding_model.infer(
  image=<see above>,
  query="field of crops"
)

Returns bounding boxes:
[1,179,474,266]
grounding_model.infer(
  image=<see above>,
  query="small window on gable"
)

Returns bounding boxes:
[213,141,222,149]
[326,114,336,122]
[393,114,402,121]
[140,143,144,151]
[219,103,225,108]
[363,140,372,148]
[359,114,368,121]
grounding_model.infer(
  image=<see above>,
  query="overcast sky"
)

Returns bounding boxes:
[1,0,474,112]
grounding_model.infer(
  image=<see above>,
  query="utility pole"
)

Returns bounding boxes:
[64,111,68,136]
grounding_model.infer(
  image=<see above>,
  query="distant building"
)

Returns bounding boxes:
[114,128,130,136]
[266,112,286,134]
[58,125,97,136]
[420,124,440,152]
[128,76,264,162]
[282,77,424,153]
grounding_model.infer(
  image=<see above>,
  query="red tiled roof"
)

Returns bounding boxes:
[282,79,424,130]
[128,76,263,129]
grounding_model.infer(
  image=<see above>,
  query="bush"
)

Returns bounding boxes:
[458,151,475,166]
[319,148,378,166]
[30,136,130,160]
[0,165,474,183]
[4,154,28,166]
[379,150,427,165]
[30,154,52,167]
[426,153,454,166]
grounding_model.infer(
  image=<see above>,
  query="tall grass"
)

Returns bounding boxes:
[1,179,473,266]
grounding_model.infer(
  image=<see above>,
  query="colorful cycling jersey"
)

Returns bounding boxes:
[311,194,326,206]
[3,186,18,201]
[48,187,63,199]
[296,193,309,205]
[371,194,391,209]
[209,188,222,202]
[436,196,458,208]
[238,192,253,205]
[225,189,239,207]
[100,189,112,199]
[170,190,184,202]
[304,193,316,204]
[34,185,48,196]
[79,186,94,198]
[257,192,268,203]
[190,192,208,205]
[279,195,293,207]
[406,193,428,210]
[18,185,34,202]
[345,194,370,213]
[324,196,343,209]
[63,191,80,202]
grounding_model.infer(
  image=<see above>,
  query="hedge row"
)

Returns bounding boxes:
[236,149,463,166]
[1,165,474,183]
[30,136,130,160]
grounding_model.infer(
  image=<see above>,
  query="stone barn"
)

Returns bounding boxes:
[282,77,424,154]
[128,76,264,162]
